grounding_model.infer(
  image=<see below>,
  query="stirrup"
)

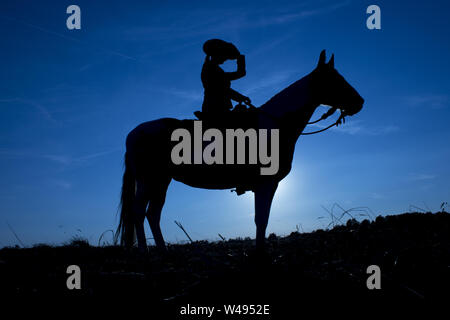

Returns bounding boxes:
[194,111,203,120]
[231,187,246,196]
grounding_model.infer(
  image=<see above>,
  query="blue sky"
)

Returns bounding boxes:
[1,0,449,247]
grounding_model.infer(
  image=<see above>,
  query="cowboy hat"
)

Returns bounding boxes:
[203,39,240,60]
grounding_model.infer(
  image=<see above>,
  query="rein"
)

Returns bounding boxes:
[301,107,346,135]
[245,102,347,136]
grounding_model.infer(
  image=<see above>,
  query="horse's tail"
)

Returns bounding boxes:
[115,152,136,247]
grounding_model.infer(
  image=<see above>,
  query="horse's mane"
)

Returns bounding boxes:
[259,72,312,113]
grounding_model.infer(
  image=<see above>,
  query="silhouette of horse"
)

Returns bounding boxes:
[115,50,364,251]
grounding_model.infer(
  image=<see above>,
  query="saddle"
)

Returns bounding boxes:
[193,103,258,130]
[192,103,259,195]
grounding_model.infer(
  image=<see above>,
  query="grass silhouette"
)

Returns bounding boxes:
[0,211,448,312]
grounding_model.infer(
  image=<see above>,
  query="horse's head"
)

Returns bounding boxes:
[312,50,364,116]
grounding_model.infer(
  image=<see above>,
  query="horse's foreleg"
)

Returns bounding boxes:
[134,182,149,252]
[146,178,171,251]
[254,181,278,251]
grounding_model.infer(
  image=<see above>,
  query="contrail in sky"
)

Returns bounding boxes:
[0,13,138,61]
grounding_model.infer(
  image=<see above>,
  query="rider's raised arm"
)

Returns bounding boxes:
[225,54,246,81]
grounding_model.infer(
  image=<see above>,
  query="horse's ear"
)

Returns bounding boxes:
[328,54,334,68]
[317,50,326,67]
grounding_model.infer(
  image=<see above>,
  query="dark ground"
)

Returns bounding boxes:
[0,212,449,315]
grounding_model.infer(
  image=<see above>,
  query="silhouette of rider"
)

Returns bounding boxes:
[201,39,251,119]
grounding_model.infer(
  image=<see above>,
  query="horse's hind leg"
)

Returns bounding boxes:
[134,180,150,251]
[146,177,171,250]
